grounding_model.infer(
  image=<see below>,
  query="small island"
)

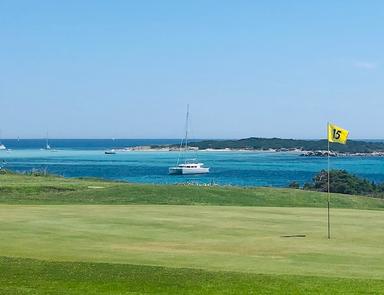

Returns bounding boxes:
[122,137,384,156]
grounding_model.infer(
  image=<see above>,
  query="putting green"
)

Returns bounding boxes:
[1,205,384,279]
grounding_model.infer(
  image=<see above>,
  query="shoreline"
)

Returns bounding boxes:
[112,146,384,157]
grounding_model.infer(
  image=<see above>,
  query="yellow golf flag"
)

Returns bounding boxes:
[328,123,349,144]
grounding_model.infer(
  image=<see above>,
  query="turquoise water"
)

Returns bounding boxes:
[2,148,384,187]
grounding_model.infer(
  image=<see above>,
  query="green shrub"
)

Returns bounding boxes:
[304,169,381,196]
[288,181,300,189]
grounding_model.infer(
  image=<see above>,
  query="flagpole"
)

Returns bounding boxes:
[327,123,331,240]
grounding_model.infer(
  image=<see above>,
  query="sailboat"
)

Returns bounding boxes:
[45,138,51,150]
[0,130,6,151]
[42,132,57,151]
[169,105,209,175]
[41,132,51,150]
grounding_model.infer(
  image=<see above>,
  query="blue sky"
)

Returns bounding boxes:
[0,1,383,139]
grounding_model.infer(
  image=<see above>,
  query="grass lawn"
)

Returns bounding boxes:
[2,173,384,209]
[1,205,384,279]
[2,257,384,295]
[1,173,384,294]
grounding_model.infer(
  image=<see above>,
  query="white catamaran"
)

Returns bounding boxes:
[169,105,209,175]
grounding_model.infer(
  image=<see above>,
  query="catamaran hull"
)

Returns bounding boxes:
[169,167,210,175]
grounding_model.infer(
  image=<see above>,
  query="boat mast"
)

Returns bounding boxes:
[0,129,4,147]
[184,104,189,152]
[176,104,189,165]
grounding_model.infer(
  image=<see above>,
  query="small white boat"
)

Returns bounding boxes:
[0,130,6,151]
[169,105,209,175]
[105,149,116,154]
[44,132,52,150]
[169,160,209,175]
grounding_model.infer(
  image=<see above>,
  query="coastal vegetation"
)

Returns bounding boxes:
[301,169,384,197]
[2,173,384,294]
[183,137,384,153]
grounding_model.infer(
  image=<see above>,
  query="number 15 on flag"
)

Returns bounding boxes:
[328,123,349,144]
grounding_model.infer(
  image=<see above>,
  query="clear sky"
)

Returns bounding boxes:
[0,1,383,139]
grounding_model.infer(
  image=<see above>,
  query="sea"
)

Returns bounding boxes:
[1,139,384,187]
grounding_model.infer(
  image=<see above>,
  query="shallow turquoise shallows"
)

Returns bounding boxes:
[2,145,384,187]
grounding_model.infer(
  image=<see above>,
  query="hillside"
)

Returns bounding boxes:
[2,173,384,209]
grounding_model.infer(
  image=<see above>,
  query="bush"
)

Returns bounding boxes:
[288,181,300,189]
[303,169,380,196]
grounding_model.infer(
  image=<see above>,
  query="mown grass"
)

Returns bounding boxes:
[1,173,384,209]
[2,256,384,295]
[1,205,384,279]
[2,173,384,294]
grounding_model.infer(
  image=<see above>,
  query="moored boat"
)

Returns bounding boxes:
[0,130,6,151]
[169,105,209,175]
[169,161,209,175]
[105,149,116,154]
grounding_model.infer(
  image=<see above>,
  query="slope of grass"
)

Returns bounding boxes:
[2,256,384,295]
[1,205,384,279]
[2,174,384,294]
[2,173,384,209]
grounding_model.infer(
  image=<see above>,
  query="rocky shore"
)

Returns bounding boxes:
[300,150,384,157]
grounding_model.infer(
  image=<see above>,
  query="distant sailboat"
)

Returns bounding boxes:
[46,137,51,150]
[42,132,57,151]
[41,132,51,150]
[105,137,117,154]
[0,130,6,151]
[169,105,209,175]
